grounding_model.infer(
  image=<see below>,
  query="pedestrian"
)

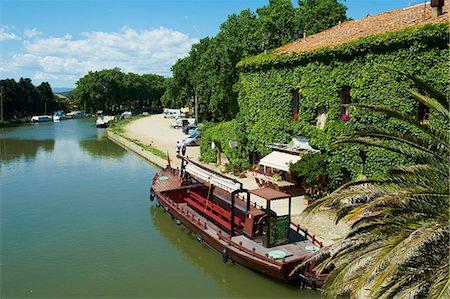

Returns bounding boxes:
[175,141,181,156]
[181,142,186,156]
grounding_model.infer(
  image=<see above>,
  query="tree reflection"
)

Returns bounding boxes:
[0,138,55,162]
[78,138,126,158]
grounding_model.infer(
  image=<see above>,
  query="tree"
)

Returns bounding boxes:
[257,0,297,50]
[0,78,64,119]
[297,0,349,35]
[293,70,449,298]
[71,69,166,112]
[164,1,348,122]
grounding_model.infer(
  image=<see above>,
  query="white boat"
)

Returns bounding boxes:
[53,111,65,122]
[66,111,86,119]
[96,115,115,128]
[31,115,53,123]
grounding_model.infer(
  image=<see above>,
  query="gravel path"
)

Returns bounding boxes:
[124,114,200,168]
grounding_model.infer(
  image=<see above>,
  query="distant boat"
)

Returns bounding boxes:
[66,111,86,119]
[31,115,53,123]
[96,115,115,128]
[53,111,65,122]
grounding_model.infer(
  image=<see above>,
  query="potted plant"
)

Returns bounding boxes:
[272,173,282,181]
[303,194,313,206]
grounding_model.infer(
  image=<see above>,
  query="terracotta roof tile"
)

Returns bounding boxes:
[277,2,449,54]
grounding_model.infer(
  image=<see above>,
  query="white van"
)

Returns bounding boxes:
[171,117,196,129]
[163,109,180,118]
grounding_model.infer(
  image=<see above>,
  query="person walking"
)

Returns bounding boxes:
[181,142,186,156]
[175,141,181,156]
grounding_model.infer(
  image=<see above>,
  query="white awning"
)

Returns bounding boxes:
[259,151,301,172]
[185,163,241,192]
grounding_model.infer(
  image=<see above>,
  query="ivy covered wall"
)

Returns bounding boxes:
[200,23,449,185]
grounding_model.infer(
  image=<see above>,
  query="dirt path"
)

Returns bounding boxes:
[124,114,200,168]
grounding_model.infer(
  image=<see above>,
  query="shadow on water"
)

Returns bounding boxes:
[0,138,55,162]
[149,205,322,299]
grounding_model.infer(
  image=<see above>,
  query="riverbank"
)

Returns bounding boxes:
[108,114,351,246]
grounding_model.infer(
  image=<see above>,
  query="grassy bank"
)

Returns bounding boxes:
[108,116,167,160]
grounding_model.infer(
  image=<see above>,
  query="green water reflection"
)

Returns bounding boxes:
[79,138,126,158]
[150,206,321,298]
[0,138,55,162]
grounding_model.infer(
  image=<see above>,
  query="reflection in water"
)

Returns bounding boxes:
[149,206,317,298]
[78,138,126,158]
[0,138,55,162]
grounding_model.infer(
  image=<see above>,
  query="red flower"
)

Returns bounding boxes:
[341,114,350,121]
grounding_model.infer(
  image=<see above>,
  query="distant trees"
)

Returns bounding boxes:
[0,78,66,119]
[163,0,349,122]
[70,68,165,113]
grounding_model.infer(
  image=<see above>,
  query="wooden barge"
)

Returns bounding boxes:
[150,157,328,288]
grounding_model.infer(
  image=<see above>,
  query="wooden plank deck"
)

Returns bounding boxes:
[152,168,200,193]
[231,235,317,262]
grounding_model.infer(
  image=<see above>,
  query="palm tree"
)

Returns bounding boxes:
[292,70,449,298]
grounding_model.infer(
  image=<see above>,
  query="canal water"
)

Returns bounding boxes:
[1,119,321,298]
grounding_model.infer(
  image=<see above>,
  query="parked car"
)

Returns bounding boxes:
[171,117,195,129]
[163,109,180,118]
[182,124,197,134]
[120,111,132,119]
[183,130,200,146]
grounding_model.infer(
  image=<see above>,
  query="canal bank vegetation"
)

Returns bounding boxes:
[0,78,71,124]
[108,116,167,160]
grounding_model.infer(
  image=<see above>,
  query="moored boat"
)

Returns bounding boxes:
[66,111,86,119]
[53,111,65,121]
[31,115,53,123]
[150,157,329,288]
[96,115,115,128]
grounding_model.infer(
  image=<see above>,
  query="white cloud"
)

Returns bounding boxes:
[24,28,43,38]
[2,27,198,86]
[0,26,20,41]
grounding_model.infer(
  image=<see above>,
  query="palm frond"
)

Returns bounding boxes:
[338,128,449,160]
[369,223,440,296]
[306,71,449,299]
[349,103,449,151]
[427,263,450,299]
[383,65,448,109]
[406,88,450,119]
[335,136,446,170]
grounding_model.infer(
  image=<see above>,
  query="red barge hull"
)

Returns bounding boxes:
[150,163,328,287]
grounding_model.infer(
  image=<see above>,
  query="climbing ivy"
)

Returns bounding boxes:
[201,22,449,186]
[199,119,250,167]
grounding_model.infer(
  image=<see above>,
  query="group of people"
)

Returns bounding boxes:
[175,141,186,156]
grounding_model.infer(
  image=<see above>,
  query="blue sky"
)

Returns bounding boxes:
[1,0,422,88]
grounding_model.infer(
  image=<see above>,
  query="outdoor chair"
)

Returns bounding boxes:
[255,178,264,188]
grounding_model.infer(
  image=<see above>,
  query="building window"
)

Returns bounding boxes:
[291,89,300,120]
[418,103,429,124]
[340,86,351,120]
